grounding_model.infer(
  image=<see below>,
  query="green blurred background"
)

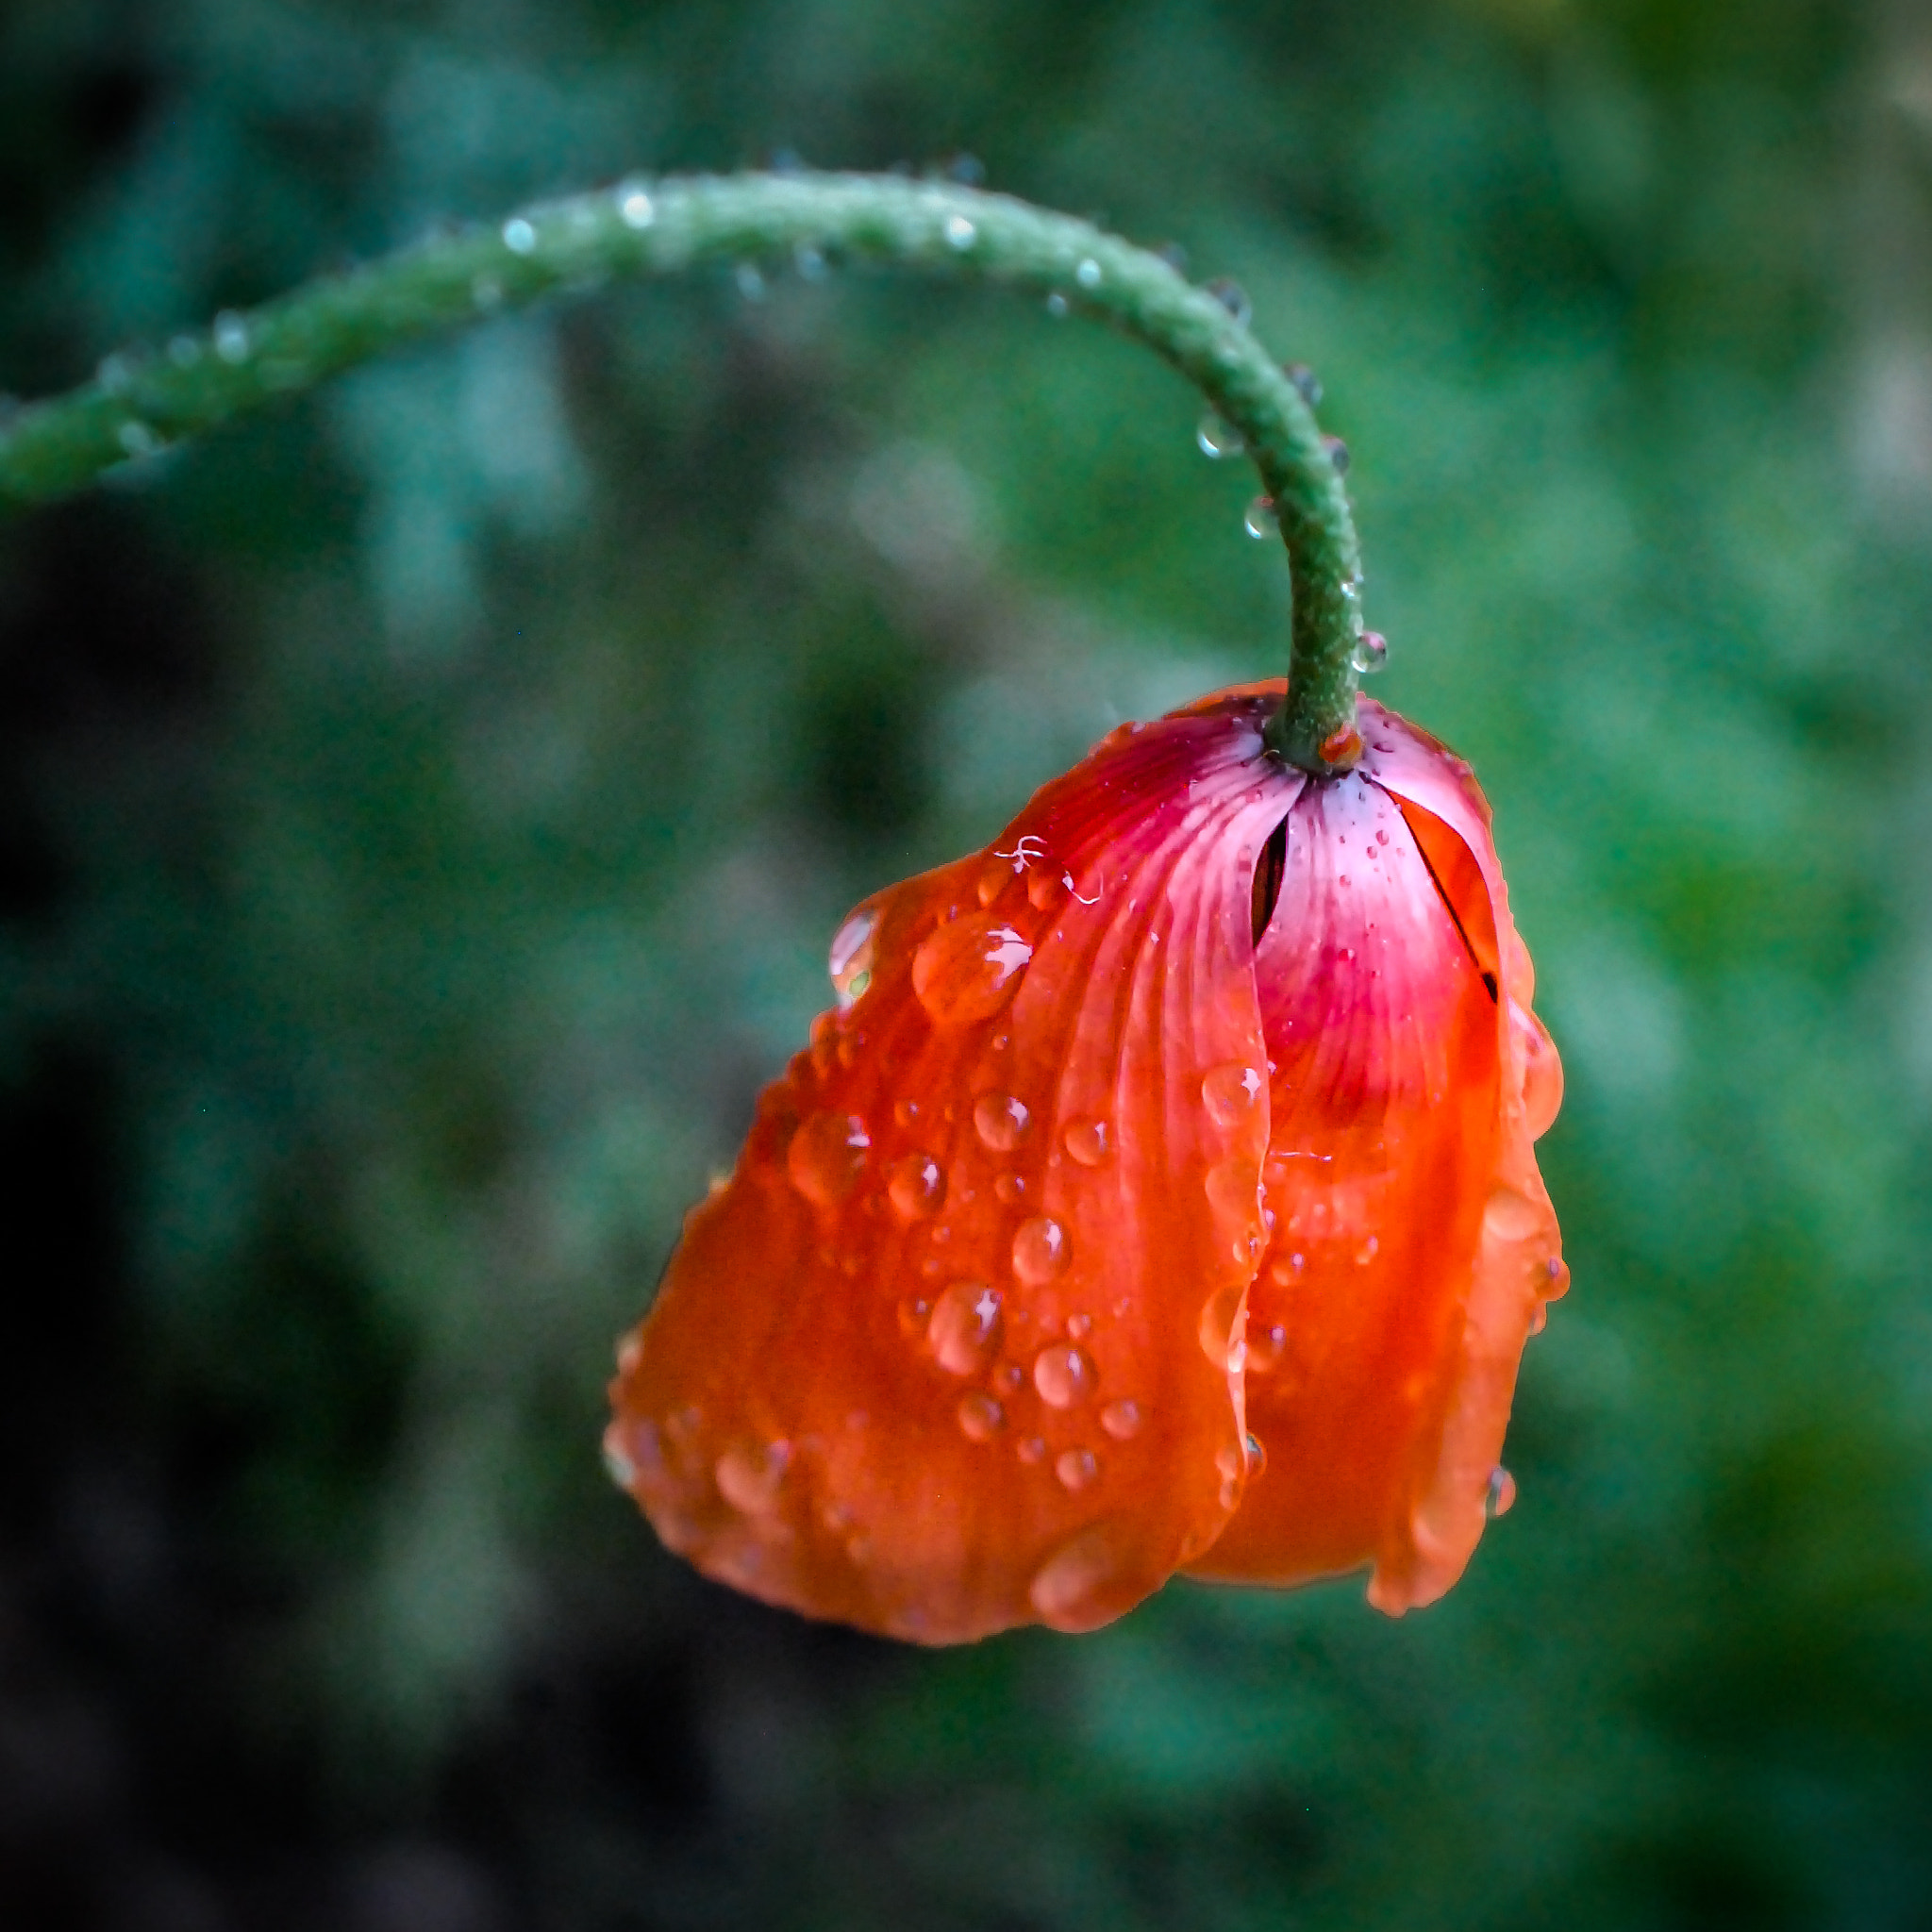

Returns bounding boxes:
[3,0,1928,1925]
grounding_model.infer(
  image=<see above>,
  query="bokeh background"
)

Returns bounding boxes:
[4,0,1930,1925]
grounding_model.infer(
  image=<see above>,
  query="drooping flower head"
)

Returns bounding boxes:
[605,683,1563,1641]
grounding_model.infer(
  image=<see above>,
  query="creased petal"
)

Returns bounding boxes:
[1352,698,1568,1610]
[608,704,1298,1641]
[1184,772,1504,1597]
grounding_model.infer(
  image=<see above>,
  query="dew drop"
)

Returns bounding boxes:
[958,1391,1005,1441]
[794,242,827,279]
[502,216,538,255]
[1197,1281,1245,1370]
[897,1295,932,1338]
[735,260,766,301]
[472,274,504,309]
[1324,434,1351,475]
[974,1091,1032,1152]
[1484,1185,1542,1242]
[117,421,160,458]
[1197,412,1243,459]
[1017,1435,1047,1465]
[1044,291,1070,319]
[1486,1466,1518,1520]
[715,1440,790,1513]
[894,1099,921,1128]
[1243,495,1277,540]
[913,913,1033,1024]
[1028,1526,1116,1625]
[995,1362,1024,1392]
[618,182,657,228]
[1033,1343,1094,1408]
[1062,1118,1110,1166]
[1066,1313,1092,1341]
[1012,1216,1071,1286]
[1205,1156,1262,1225]
[1100,1399,1143,1441]
[1206,277,1252,327]
[944,213,977,250]
[1056,1448,1099,1491]
[212,311,251,363]
[1246,1321,1289,1373]
[1075,257,1103,289]
[1512,999,1564,1141]
[828,908,877,1008]
[601,1424,638,1488]
[1285,361,1322,406]
[1357,1234,1380,1265]
[1026,869,1064,911]
[929,1282,1003,1374]
[993,1173,1026,1206]
[787,1111,871,1206]
[1201,1062,1264,1126]
[615,1332,641,1376]
[1244,1433,1267,1478]
[889,1153,945,1221]
[1351,631,1390,675]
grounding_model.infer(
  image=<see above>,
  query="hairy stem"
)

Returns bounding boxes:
[0,170,1365,772]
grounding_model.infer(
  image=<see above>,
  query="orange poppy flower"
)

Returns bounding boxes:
[605,682,1564,1641]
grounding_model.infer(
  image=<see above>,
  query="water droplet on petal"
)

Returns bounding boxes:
[1243,495,1277,540]
[1065,1313,1092,1341]
[1056,1447,1099,1491]
[1063,1118,1110,1166]
[788,1111,871,1205]
[1197,412,1243,459]
[1244,1432,1267,1477]
[1351,631,1389,675]
[1206,1157,1262,1225]
[897,1295,932,1338]
[828,908,877,1008]
[974,1091,1031,1151]
[1016,1434,1047,1465]
[716,1440,791,1513]
[929,1282,1003,1374]
[1201,1062,1264,1126]
[1486,1466,1518,1519]
[1100,1399,1143,1441]
[1512,999,1564,1140]
[888,1153,944,1221]
[993,1173,1026,1205]
[502,217,538,255]
[1028,1526,1116,1626]
[1356,1234,1380,1266]
[1013,1216,1070,1285]
[1246,1322,1289,1373]
[958,1391,1005,1441]
[1075,257,1103,289]
[1033,1343,1093,1408]
[1044,291,1070,319]
[944,213,977,250]
[1484,1186,1541,1241]
[1026,869,1064,911]
[1206,277,1252,326]
[913,913,1033,1024]
[1198,1281,1246,1369]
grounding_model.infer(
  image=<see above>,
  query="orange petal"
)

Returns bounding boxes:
[1185,771,1503,1598]
[1189,702,1567,1611]
[608,703,1299,1641]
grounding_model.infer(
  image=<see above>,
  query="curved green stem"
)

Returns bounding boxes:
[0,171,1365,773]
